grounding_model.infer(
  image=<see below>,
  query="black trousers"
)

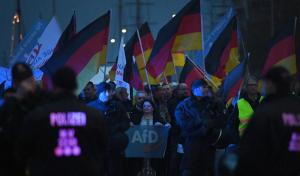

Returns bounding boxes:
[105,152,124,176]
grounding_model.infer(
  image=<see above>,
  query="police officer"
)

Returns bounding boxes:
[16,67,108,176]
[88,83,130,176]
[237,66,300,175]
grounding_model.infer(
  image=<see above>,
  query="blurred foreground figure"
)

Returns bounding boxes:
[16,67,108,176]
[236,67,300,176]
[0,63,48,176]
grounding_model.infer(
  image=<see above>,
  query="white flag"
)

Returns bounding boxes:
[115,37,129,89]
[25,17,62,69]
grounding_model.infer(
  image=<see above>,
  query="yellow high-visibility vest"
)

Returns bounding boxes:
[237,98,254,136]
[237,96,264,136]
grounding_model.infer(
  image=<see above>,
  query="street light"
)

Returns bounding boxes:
[121,28,127,34]
[110,38,116,43]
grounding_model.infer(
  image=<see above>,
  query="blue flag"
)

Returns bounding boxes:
[10,20,47,67]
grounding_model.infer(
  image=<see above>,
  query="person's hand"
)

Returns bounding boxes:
[154,122,163,126]
[164,123,171,128]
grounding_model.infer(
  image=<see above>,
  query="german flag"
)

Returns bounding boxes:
[132,23,160,84]
[146,0,202,78]
[180,56,221,92]
[218,58,247,102]
[179,57,205,89]
[172,52,185,67]
[41,11,110,93]
[134,23,154,69]
[130,58,144,90]
[53,12,76,53]
[42,13,77,90]
[205,17,240,79]
[262,21,296,75]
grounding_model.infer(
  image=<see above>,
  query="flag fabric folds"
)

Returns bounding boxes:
[26,17,62,69]
[115,37,129,88]
[205,16,240,79]
[261,20,297,75]
[131,57,144,90]
[41,11,110,93]
[132,23,160,84]
[179,56,221,91]
[9,20,47,67]
[218,58,247,102]
[146,0,202,78]
[53,12,77,53]
[109,62,117,81]
[42,13,77,90]
[179,57,205,89]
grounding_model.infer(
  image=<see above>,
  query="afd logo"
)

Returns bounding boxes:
[131,129,162,153]
[125,126,170,157]
[131,129,159,144]
[26,43,42,65]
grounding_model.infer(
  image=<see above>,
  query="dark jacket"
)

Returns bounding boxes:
[175,96,225,139]
[168,96,187,127]
[16,93,108,176]
[175,96,226,172]
[0,87,50,176]
[237,95,300,176]
[88,99,130,152]
[167,96,187,149]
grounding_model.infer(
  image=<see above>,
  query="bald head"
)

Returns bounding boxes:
[177,83,189,98]
[246,76,259,96]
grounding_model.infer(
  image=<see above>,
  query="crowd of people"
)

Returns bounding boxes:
[1,62,300,176]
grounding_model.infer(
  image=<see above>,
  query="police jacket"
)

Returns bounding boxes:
[16,93,108,176]
[237,94,300,176]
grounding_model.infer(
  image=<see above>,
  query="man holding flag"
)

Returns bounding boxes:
[175,79,226,176]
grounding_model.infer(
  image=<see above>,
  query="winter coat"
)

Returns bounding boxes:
[175,96,225,172]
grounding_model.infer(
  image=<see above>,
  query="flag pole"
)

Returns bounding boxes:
[136,27,154,101]
[187,55,218,89]
[294,16,298,37]
[292,16,298,93]
[163,72,169,84]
